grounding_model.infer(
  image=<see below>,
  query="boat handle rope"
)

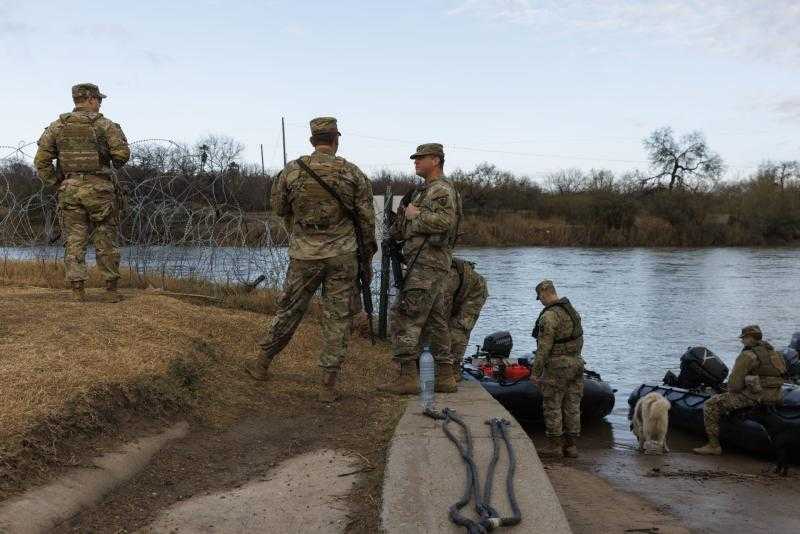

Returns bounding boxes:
[423,407,522,533]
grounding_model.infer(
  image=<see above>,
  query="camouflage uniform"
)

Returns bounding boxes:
[389,145,461,366]
[447,258,488,363]
[702,328,786,440]
[258,117,376,371]
[532,283,585,438]
[34,83,129,284]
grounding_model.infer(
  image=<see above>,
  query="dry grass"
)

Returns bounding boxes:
[0,261,399,513]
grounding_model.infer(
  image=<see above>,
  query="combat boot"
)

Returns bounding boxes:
[318,369,340,403]
[563,435,579,458]
[377,362,420,395]
[71,281,86,302]
[538,436,564,458]
[244,354,273,381]
[103,279,123,303]
[435,362,458,393]
[693,437,722,455]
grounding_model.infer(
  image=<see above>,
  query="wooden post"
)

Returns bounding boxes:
[378,185,393,339]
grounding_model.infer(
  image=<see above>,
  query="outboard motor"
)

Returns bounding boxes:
[481,331,513,358]
[675,346,729,391]
[783,347,800,379]
[475,331,530,383]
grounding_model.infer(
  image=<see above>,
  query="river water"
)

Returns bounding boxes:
[5,245,800,445]
[455,247,800,446]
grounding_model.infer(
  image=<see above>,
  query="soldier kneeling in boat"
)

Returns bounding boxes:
[531,280,585,458]
[694,325,786,455]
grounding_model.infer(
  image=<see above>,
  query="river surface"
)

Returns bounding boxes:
[5,245,800,446]
[454,247,800,447]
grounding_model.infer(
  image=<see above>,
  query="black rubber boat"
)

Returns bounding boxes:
[461,331,616,422]
[629,343,800,456]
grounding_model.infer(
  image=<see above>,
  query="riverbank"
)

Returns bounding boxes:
[528,421,800,534]
[0,270,404,532]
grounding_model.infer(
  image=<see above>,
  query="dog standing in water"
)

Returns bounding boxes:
[632,392,671,454]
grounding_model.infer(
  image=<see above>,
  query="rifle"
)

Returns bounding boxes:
[296,159,375,344]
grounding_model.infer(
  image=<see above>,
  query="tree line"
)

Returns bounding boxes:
[2,129,799,246]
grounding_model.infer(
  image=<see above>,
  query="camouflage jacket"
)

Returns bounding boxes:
[448,258,488,321]
[532,298,584,376]
[728,341,786,401]
[272,147,376,261]
[34,105,130,188]
[390,177,460,273]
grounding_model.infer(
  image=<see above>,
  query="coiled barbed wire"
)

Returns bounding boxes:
[0,139,291,288]
[1,138,390,294]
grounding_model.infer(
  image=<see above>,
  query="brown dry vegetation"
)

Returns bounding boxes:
[0,261,403,532]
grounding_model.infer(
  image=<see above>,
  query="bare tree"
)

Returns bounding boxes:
[642,127,724,191]
[545,168,585,194]
[585,168,616,192]
[757,160,800,190]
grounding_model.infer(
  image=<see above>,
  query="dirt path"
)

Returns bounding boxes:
[49,371,401,533]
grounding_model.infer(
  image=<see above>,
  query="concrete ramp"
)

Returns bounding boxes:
[382,381,572,533]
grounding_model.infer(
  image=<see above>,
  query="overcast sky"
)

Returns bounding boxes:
[1,0,798,180]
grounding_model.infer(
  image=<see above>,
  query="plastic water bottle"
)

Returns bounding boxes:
[419,346,436,410]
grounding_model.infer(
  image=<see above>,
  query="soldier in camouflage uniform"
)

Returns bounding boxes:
[378,143,461,395]
[532,280,585,458]
[244,117,376,403]
[429,257,488,381]
[694,325,786,455]
[34,83,130,302]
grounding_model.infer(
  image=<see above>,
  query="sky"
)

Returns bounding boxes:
[1,0,799,181]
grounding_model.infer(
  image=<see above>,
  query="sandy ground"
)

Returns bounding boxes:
[530,420,800,534]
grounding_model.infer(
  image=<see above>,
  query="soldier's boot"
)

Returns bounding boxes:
[693,437,722,456]
[538,436,564,458]
[103,279,123,303]
[71,281,86,302]
[563,435,579,458]
[318,369,340,404]
[244,353,274,381]
[435,362,458,393]
[377,362,420,395]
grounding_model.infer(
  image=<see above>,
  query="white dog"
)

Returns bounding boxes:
[631,392,671,454]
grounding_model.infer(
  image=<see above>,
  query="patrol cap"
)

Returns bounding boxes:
[310,117,341,136]
[410,143,444,160]
[535,279,555,300]
[72,83,107,100]
[739,325,762,339]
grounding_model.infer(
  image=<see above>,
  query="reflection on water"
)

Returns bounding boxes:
[455,247,800,447]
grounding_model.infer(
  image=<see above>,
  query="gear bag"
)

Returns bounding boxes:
[55,113,104,173]
[676,346,729,390]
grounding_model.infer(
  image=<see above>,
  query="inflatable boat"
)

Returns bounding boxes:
[629,343,800,456]
[461,331,616,422]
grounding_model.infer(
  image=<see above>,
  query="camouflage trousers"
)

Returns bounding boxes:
[703,392,759,439]
[449,301,485,362]
[541,357,584,437]
[391,265,451,364]
[259,253,358,371]
[58,175,120,283]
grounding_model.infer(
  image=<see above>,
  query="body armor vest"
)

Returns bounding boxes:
[751,342,786,380]
[294,156,350,230]
[532,298,583,345]
[55,113,105,173]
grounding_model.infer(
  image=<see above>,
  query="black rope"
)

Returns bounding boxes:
[423,408,522,532]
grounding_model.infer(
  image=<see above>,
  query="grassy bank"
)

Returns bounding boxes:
[0,262,402,532]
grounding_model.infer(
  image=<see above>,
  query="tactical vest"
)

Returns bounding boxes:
[294,156,350,230]
[532,298,583,346]
[451,258,474,315]
[54,113,105,173]
[751,342,786,387]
